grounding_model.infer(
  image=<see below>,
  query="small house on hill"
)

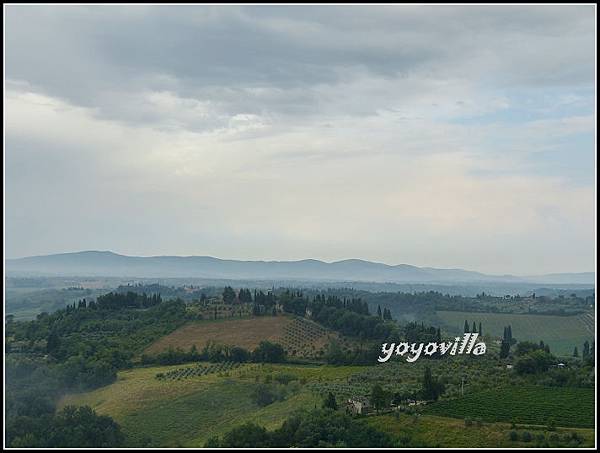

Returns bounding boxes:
[347,397,371,415]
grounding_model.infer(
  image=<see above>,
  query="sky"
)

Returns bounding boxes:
[4,5,596,275]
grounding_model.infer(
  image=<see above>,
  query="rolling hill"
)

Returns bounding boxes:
[5,251,595,284]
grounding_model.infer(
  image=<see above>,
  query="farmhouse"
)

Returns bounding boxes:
[346,397,371,415]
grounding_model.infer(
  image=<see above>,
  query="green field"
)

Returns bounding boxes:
[436,311,594,356]
[423,386,595,428]
[59,362,363,447]
[57,362,596,447]
[371,413,595,448]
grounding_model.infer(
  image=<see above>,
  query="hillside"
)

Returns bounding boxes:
[58,362,595,448]
[6,251,595,284]
[144,315,348,360]
[436,311,594,356]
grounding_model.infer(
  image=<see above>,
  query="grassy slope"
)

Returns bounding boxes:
[58,363,363,447]
[59,362,596,448]
[436,310,594,356]
[370,413,595,448]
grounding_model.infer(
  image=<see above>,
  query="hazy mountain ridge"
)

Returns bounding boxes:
[5,251,595,285]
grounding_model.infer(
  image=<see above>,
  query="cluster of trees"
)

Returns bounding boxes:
[463,320,483,336]
[499,325,514,358]
[221,287,278,308]
[362,367,445,415]
[252,375,302,407]
[5,296,193,447]
[7,405,124,448]
[303,293,399,340]
[376,305,393,320]
[324,340,381,365]
[95,291,162,309]
[141,340,286,366]
[404,322,441,345]
[222,286,237,304]
[513,341,556,375]
[204,408,397,448]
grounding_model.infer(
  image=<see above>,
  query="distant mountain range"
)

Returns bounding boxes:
[5,251,595,285]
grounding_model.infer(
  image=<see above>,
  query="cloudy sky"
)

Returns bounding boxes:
[5,5,596,274]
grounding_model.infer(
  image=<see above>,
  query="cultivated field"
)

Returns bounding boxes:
[423,386,595,428]
[436,311,594,356]
[144,316,293,355]
[372,413,595,448]
[144,315,345,358]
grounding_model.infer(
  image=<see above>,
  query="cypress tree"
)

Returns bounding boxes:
[500,340,510,359]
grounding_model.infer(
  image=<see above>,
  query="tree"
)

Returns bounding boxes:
[46,331,61,357]
[464,320,470,333]
[324,340,345,365]
[219,422,270,447]
[253,384,276,407]
[421,366,445,401]
[573,347,579,358]
[478,322,482,337]
[252,341,286,363]
[370,384,389,413]
[377,305,382,319]
[500,340,511,359]
[515,350,555,375]
[323,392,338,410]
[583,341,590,359]
[222,286,236,304]
[472,322,477,333]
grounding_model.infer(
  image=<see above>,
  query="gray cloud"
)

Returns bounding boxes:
[6,5,594,124]
[4,5,596,274]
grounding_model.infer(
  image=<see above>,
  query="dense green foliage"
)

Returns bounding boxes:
[7,405,124,447]
[5,294,193,447]
[141,340,286,366]
[205,408,396,447]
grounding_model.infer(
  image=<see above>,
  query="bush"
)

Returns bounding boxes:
[508,431,518,441]
[253,384,277,407]
[521,431,532,442]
